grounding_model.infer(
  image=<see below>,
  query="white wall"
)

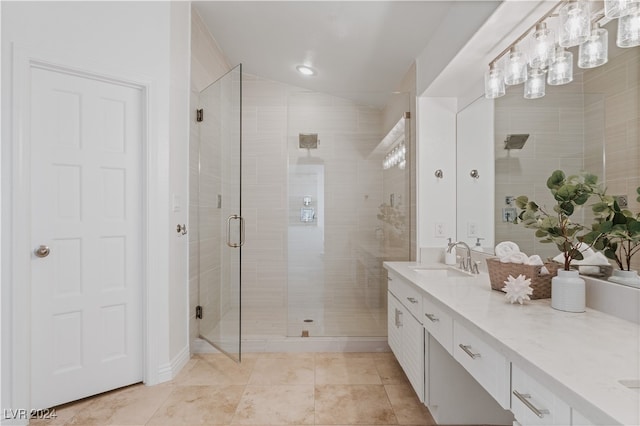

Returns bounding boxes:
[417,97,457,254]
[1,1,190,417]
[456,96,494,251]
[168,0,191,371]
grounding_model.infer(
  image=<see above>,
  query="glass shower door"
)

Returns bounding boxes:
[198,64,242,361]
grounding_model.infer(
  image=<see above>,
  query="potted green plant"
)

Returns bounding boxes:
[515,170,604,312]
[584,187,640,287]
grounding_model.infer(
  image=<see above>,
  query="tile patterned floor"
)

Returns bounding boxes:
[31,352,436,426]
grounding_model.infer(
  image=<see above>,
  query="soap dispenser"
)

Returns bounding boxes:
[445,238,457,265]
[474,237,485,252]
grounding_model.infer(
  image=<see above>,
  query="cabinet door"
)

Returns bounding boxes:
[453,321,510,409]
[403,312,424,401]
[387,292,402,358]
[511,364,571,426]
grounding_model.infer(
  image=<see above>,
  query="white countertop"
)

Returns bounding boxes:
[384,261,640,426]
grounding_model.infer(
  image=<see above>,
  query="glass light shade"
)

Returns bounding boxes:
[529,23,555,69]
[578,28,608,68]
[504,48,528,85]
[548,48,574,85]
[605,0,639,18]
[617,5,640,47]
[524,68,546,99]
[559,0,591,47]
[484,67,505,99]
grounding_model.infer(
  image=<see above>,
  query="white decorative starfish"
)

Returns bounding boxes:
[502,274,533,304]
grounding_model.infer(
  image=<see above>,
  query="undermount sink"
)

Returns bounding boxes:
[410,266,474,278]
[619,379,640,393]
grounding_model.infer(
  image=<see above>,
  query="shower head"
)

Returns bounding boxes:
[299,133,318,149]
[504,134,529,150]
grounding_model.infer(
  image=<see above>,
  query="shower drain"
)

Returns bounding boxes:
[303,319,314,323]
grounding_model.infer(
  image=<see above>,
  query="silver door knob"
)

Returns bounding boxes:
[34,245,50,258]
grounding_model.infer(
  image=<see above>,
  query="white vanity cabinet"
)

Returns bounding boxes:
[387,272,425,401]
[422,295,453,354]
[511,363,571,425]
[453,320,511,409]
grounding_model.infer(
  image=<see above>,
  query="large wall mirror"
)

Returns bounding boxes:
[457,19,639,262]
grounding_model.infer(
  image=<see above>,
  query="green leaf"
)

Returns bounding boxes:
[574,192,590,205]
[584,173,598,185]
[604,248,617,260]
[569,248,584,261]
[560,201,574,216]
[613,212,627,225]
[628,218,640,234]
[515,196,529,209]
[547,170,566,189]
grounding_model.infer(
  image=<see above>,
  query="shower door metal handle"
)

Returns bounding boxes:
[226,214,245,248]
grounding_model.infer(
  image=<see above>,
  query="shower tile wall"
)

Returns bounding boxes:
[584,47,640,271]
[494,84,586,261]
[242,75,396,338]
[241,74,290,338]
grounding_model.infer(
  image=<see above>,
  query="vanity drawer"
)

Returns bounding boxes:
[422,295,453,354]
[511,363,571,426]
[453,321,510,409]
[387,271,423,321]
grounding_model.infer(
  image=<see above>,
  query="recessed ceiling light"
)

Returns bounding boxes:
[296,65,316,76]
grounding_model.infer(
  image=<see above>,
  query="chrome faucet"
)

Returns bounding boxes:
[447,241,479,274]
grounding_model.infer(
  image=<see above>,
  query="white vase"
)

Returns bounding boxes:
[551,269,586,313]
[608,269,640,288]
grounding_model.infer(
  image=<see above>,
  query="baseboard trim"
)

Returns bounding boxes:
[157,345,190,383]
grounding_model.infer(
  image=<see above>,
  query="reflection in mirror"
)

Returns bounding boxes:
[488,24,639,263]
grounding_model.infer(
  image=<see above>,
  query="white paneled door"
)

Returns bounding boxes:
[29,66,143,409]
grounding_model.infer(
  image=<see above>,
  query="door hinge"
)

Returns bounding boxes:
[196,305,203,319]
[196,109,204,122]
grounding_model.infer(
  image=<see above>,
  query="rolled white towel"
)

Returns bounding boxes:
[495,241,520,258]
[578,252,611,274]
[553,252,565,264]
[585,252,610,265]
[500,251,528,264]
[525,254,544,266]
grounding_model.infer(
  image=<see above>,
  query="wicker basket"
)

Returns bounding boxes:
[486,258,560,300]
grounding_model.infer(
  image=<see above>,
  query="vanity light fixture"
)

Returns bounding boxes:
[579,26,609,68]
[605,0,639,18]
[524,68,546,99]
[483,0,637,100]
[504,47,528,85]
[617,3,640,47]
[484,63,506,99]
[548,45,574,85]
[529,22,555,69]
[559,0,591,47]
[296,65,316,76]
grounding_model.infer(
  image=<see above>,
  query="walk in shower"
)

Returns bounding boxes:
[193,71,414,355]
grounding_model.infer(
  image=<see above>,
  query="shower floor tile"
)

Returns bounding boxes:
[31,352,437,426]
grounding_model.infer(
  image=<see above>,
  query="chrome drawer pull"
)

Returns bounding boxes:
[407,297,418,304]
[425,313,439,322]
[512,390,550,418]
[458,343,481,359]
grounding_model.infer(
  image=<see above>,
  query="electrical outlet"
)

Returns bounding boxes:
[502,207,517,222]
[616,195,628,208]
[434,222,446,238]
[505,195,515,206]
[467,221,477,237]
